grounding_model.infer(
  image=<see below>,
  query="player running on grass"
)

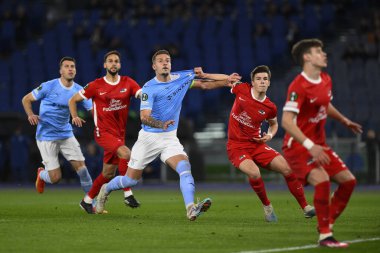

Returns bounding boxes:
[96,49,242,220]
[226,65,315,222]
[282,38,362,247]
[69,50,141,214]
[22,57,93,196]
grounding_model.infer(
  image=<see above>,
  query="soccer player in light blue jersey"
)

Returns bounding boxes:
[22,57,93,197]
[96,49,241,220]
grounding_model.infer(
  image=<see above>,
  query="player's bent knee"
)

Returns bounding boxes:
[50,175,61,184]
[117,146,131,160]
[280,166,293,176]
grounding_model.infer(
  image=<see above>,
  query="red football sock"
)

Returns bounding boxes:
[118,158,131,192]
[329,179,356,224]
[314,181,331,234]
[87,173,111,199]
[249,177,271,206]
[284,173,308,209]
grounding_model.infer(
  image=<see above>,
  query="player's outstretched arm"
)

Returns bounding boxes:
[327,103,362,134]
[69,93,86,127]
[141,109,174,130]
[22,92,40,125]
[282,111,330,166]
[192,73,241,90]
[194,67,241,82]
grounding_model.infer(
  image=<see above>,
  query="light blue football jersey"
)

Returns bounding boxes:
[140,70,195,133]
[31,78,92,141]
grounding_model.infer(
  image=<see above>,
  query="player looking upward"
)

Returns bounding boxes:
[22,57,93,198]
[226,65,315,222]
[282,39,362,247]
[69,50,141,214]
[96,49,242,220]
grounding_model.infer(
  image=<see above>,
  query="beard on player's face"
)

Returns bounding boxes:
[107,68,119,76]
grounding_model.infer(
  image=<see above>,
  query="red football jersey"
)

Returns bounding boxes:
[227,82,277,148]
[80,76,141,138]
[283,72,333,149]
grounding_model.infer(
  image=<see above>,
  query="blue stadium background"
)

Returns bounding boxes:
[0,0,379,184]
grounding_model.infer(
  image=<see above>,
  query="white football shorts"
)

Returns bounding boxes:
[36,136,85,171]
[128,129,187,170]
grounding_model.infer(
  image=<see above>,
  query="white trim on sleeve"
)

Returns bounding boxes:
[283,106,300,114]
[79,90,89,100]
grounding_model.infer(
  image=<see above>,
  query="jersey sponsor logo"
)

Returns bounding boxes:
[308,106,327,123]
[289,91,298,101]
[142,93,148,101]
[99,92,107,95]
[167,80,191,100]
[310,97,318,103]
[103,99,127,111]
[232,111,254,128]
[258,110,265,115]
[120,88,127,93]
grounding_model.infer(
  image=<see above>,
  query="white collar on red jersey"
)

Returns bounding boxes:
[103,75,120,85]
[301,71,321,84]
[251,87,266,102]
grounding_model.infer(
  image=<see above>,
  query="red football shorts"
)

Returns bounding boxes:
[95,132,124,165]
[227,142,280,169]
[283,145,347,185]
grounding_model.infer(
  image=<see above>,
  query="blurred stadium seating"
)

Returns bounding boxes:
[0,0,379,183]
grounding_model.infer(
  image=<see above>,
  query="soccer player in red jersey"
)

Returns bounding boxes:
[281,39,362,247]
[69,50,141,213]
[226,65,315,222]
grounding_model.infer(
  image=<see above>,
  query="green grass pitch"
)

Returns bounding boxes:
[0,186,379,253]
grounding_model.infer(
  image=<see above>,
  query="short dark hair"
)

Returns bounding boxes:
[104,50,121,62]
[250,65,271,81]
[291,38,323,66]
[59,57,76,68]
[152,49,170,63]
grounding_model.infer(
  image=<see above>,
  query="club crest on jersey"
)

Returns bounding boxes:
[289,91,298,101]
[142,93,148,101]
[258,110,265,115]
[120,88,127,93]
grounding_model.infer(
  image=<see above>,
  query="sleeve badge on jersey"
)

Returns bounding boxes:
[83,83,90,90]
[36,85,42,91]
[142,93,148,101]
[289,91,298,101]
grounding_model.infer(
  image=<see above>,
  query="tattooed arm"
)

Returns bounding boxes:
[140,109,174,130]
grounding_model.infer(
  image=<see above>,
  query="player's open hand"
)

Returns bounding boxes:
[72,116,86,127]
[227,73,242,87]
[252,132,272,143]
[343,119,362,134]
[28,114,40,125]
[309,144,330,166]
[194,67,205,78]
[163,120,175,130]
